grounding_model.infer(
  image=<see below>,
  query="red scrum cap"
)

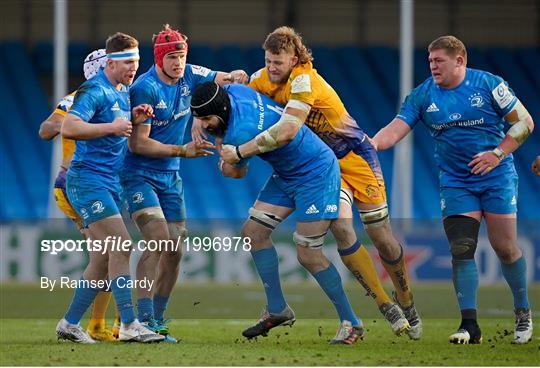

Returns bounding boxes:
[153,26,188,69]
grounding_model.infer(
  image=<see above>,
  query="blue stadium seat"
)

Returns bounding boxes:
[364,46,399,102]
[216,45,250,73]
[245,46,264,75]
[188,45,219,71]
[334,46,394,134]
[68,42,90,74]
[137,44,154,75]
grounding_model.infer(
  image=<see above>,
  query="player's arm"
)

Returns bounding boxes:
[469,100,534,175]
[39,111,64,140]
[61,113,132,140]
[214,70,249,86]
[371,118,412,151]
[221,100,311,164]
[128,123,214,158]
[494,100,534,157]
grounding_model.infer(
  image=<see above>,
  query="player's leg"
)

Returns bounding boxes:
[442,186,483,344]
[241,197,295,339]
[137,172,188,343]
[56,234,108,344]
[53,171,116,341]
[132,206,167,323]
[339,150,416,337]
[88,214,163,343]
[293,162,363,345]
[122,171,167,325]
[330,188,393,308]
[152,172,187,337]
[482,178,531,344]
[56,176,121,343]
[151,220,184,339]
[330,189,409,336]
[295,219,363,345]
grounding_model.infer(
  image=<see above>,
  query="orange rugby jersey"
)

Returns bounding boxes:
[248,62,366,159]
[53,92,76,167]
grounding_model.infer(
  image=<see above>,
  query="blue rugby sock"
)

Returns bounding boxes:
[111,275,135,324]
[153,294,169,321]
[312,263,360,326]
[452,259,478,314]
[137,297,154,322]
[501,256,529,310]
[251,246,287,314]
[64,277,99,324]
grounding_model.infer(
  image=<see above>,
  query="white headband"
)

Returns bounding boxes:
[107,47,140,61]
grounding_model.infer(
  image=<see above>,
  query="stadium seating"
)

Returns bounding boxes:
[0,41,538,221]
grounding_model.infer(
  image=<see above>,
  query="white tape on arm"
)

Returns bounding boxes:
[506,100,532,145]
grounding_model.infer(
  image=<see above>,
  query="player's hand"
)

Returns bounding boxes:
[109,117,132,137]
[468,151,500,175]
[532,156,540,176]
[366,136,378,151]
[191,117,207,144]
[223,70,249,84]
[183,140,215,158]
[220,144,241,164]
[218,157,247,178]
[132,104,154,125]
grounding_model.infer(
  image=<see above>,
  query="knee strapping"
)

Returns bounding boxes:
[134,207,165,229]
[293,231,327,249]
[443,215,481,260]
[248,207,283,230]
[359,205,389,228]
[340,189,353,207]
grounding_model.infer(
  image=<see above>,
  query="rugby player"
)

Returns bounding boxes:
[122,24,247,343]
[195,26,419,338]
[55,32,163,343]
[191,81,364,345]
[40,49,118,341]
[371,35,534,344]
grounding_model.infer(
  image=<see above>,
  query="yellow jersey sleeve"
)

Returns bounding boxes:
[53,92,76,117]
[289,63,317,106]
[53,91,77,163]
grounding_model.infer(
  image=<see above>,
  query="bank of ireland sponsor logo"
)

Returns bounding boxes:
[449,113,461,121]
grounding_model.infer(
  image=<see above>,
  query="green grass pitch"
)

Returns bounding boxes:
[1,283,538,366]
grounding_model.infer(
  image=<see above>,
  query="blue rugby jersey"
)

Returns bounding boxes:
[68,70,131,175]
[397,68,518,186]
[223,84,335,182]
[124,64,217,172]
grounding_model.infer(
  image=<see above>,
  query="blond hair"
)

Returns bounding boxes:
[428,35,467,62]
[263,26,313,64]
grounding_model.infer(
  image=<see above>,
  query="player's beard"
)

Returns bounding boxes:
[269,73,289,84]
[207,119,227,138]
